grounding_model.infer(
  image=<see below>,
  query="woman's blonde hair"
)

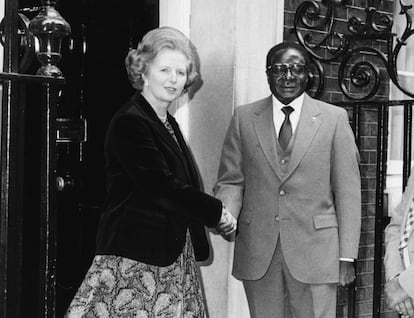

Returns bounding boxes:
[125,26,199,92]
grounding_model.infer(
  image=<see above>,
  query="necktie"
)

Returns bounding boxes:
[399,198,414,250]
[279,106,294,149]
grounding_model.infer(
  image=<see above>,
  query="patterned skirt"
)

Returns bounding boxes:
[65,231,207,318]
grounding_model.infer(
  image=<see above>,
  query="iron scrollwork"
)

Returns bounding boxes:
[294,0,414,101]
[0,12,36,73]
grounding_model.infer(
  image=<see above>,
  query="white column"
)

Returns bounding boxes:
[0,0,4,133]
[188,1,241,316]
[159,0,191,139]
[228,3,285,316]
[234,0,284,106]
[160,1,285,317]
[0,0,3,73]
[159,0,191,36]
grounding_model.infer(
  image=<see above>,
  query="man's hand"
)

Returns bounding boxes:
[385,275,414,316]
[216,208,237,237]
[395,297,414,317]
[338,261,356,286]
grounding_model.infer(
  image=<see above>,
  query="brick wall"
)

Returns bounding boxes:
[284,1,396,317]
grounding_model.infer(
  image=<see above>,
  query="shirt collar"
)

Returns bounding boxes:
[272,93,304,114]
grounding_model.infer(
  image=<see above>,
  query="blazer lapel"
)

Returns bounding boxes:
[284,94,322,180]
[157,119,185,161]
[168,116,201,188]
[253,97,284,180]
[132,93,187,162]
[131,93,194,181]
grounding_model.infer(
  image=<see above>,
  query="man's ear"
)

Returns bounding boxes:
[265,71,271,84]
[306,71,313,90]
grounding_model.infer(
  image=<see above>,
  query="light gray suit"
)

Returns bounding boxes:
[215,94,361,317]
[384,173,414,299]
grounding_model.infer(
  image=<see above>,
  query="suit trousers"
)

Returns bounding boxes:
[242,240,337,318]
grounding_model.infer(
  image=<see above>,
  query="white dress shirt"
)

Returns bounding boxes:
[272,94,304,139]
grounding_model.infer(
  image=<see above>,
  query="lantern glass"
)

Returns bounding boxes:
[35,34,63,76]
[28,3,71,77]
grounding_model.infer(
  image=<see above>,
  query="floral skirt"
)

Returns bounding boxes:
[65,232,207,318]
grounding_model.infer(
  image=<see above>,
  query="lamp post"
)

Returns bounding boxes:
[28,2,71,315]
[28,0,71,77]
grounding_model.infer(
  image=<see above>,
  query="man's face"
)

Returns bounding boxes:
[267,47,309,105]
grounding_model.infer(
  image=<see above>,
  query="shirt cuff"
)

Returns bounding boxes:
[339,258,355,262]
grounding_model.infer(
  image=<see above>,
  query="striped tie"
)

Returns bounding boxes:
[399,198,414,250]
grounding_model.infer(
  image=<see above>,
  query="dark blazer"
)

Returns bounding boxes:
[96,92,222,266]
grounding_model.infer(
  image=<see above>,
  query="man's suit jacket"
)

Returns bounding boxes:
[95,92,222,266]
[215,94,361,284]
[384,174,414,298]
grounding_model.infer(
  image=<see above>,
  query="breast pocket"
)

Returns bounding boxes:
[313,214,338,230]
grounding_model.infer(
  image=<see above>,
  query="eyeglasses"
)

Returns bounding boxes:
[267,63,307,77]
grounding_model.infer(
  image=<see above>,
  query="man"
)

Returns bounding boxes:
[214,42,361,318]
[384,174,414,317]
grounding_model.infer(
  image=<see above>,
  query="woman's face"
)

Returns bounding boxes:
[142,49,188,107]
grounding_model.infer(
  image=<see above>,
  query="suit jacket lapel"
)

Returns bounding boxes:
[284,94,322,180]
[253,97,284,180]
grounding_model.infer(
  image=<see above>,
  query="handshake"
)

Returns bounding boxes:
[215,207,237,239]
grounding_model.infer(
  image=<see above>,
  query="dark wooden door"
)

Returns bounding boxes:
[2,0,159,317]
[53,1,159,316]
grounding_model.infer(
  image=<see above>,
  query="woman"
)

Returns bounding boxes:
[65,26,236,318]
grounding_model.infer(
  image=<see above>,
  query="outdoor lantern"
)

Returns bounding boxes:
[28,0,71,77]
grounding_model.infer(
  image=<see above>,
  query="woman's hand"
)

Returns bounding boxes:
[216,208,237,237]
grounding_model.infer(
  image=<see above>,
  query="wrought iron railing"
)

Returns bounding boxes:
[0,1,69,317]
[295,0,414,101]
[293,0,414,316]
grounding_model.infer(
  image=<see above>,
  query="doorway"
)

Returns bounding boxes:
[7,0,159,316]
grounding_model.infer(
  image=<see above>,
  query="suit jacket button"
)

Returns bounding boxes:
[275,216,280,221]
[280,190,286,196]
